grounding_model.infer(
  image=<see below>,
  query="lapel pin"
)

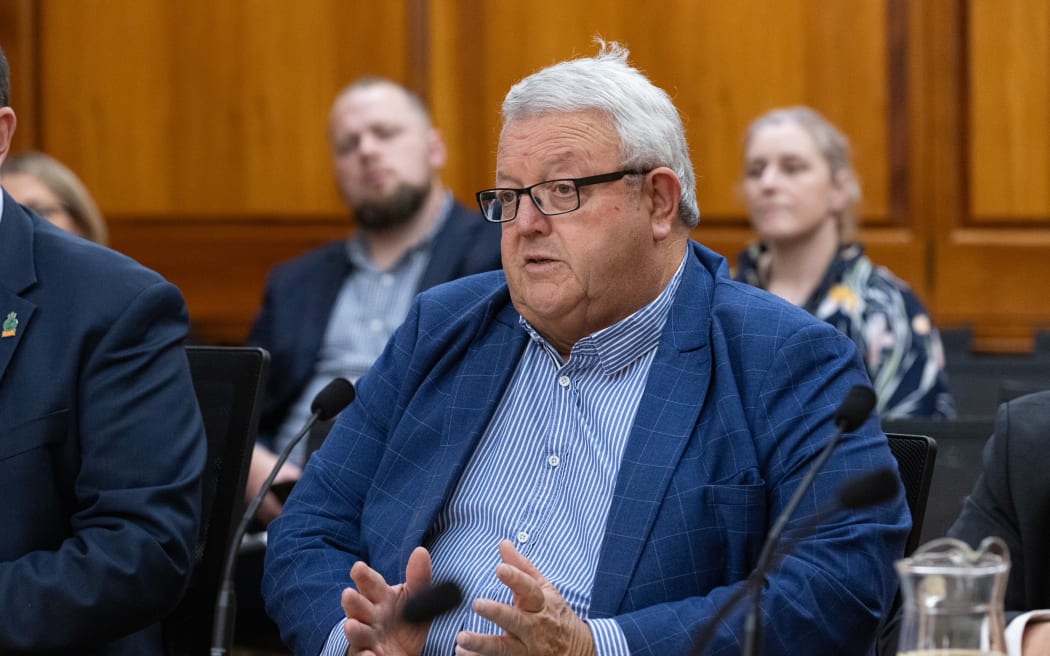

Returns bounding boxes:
[2,312,18,338]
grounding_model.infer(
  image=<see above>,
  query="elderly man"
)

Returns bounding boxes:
[264,42,908,655]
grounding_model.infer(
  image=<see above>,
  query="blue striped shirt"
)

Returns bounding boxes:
[270,196,451,465]
[322,253,687,656]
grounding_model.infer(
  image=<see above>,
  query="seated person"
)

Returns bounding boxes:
[1,149,108,244]
[947,390,1050,655]
[263,40,909,656]
[734,106,954,420]
[0,44,206,653]
[246,76,501,525]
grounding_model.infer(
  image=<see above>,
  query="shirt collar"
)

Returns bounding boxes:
[520,250,688,375]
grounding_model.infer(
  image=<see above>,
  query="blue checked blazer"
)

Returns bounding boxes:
[264,241,910,656]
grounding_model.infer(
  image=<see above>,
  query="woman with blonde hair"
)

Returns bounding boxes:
[735,106,954,419]
[2,151,107,244]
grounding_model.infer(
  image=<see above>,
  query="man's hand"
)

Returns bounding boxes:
[246,444,302,525]
[455,540,595,656]
[341,546,434,656]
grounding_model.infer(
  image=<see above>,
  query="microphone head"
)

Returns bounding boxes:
[834,385,877,432]
[837,468,899,509]
[310,377,356,421]
[402,581,463,624]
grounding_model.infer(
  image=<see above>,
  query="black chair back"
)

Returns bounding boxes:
[163,345,269,656]
[885,433,938,555]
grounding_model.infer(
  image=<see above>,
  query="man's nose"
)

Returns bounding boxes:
[512,193,551,232]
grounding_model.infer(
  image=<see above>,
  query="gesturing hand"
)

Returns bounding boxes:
[341,546,433,656]
[454,540,595,656]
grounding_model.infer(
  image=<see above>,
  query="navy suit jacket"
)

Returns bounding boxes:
[0,193,206,654]
[949,390,1050,614]
[264,242,909,655]
[247,200,502,440]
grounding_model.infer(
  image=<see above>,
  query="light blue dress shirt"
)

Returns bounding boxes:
[321,253,687,656]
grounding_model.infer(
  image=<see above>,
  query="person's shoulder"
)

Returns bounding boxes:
[269,240,347,275]
[34,219,166,290]
[687,240,844,342]
[441,201,503,248]
[417,269,507,311]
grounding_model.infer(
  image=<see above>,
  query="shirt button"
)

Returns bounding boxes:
[516,531,529,544]
[558,375,570,388]
[369,319,384,332]
[547,454,560,467]
[380,274,394,287]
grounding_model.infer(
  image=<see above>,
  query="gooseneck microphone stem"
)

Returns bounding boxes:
[739,385,876,656]
[210,377,355,656]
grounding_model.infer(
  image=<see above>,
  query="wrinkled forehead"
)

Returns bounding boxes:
[496,110,620,178]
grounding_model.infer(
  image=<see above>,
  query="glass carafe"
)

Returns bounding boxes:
[895,536,1010,656]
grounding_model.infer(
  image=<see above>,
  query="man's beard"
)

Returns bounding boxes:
[352,180,431,231]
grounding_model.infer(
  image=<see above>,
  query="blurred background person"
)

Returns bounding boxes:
[735,105,954,420]
[245,77,502,526]
[235,76,502,652]
[946,389,1050,655]
[1,150,108,244]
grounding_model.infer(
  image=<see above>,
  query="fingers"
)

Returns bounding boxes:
[404,546,433,596]
[342,586,381,651]
[496,541,545,613]
[497,539,542,579]
[350,559,394,602]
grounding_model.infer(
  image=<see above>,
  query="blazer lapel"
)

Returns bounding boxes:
[590,247,716,615]
[0,196,39,388]
[401,300,528,556]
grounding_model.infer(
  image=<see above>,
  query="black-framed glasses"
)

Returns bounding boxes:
[476,169,649,223]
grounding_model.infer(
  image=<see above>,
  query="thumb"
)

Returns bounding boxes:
[404,546,433,595]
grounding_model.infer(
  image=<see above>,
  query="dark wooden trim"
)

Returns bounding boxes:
[958,0,972,228]
[888,0,911,226]
[407,0,430,104]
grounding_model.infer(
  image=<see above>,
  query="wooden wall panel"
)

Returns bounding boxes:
[968,0,1050,220]
[433,0,891,221]
[3,0,1047,350]
[0,0,37,153]
[921,0,1050,351]
[35,0,410,215]
[432,0,917,296]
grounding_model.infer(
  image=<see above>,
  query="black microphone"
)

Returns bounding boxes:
[402,581,464,624]
[210,377,356,656]
[687,462,895,656]
[739,385,876,656]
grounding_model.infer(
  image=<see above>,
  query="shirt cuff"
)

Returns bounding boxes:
[320,619,349,656]
[1006,610,1050,656]
[588,617,631,656]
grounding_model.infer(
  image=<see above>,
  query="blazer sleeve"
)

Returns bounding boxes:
[616,322,910,655]
[948,399,1027,612]
[0,281,207,651]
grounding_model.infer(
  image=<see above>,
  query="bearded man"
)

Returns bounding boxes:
[245,77,502,525]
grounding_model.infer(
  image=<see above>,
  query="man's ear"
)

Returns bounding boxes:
[0,107,17,169]
[427,127,447,170]
[647,167,682,241]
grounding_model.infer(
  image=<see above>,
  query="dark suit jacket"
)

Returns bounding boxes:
[264,241,910,655]
[247,200,502,440]
[949,390,1050,614]
[0,193,207,654]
